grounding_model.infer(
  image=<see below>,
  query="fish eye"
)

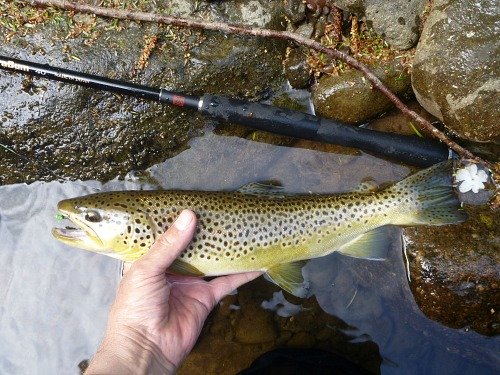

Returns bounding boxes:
[84,210,102,223]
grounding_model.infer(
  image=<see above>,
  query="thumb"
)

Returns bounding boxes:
[137,209,197,274]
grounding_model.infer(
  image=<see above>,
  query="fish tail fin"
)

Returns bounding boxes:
[388,160,467,226]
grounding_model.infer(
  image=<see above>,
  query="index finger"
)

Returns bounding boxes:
[209,271,263,302]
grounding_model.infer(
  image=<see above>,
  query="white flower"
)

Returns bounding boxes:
[455,164,489,193]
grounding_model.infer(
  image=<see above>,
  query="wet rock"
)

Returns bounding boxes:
[0,0,288,184]
[311,60,412,124]
[332,0,365,16]
[411,0,499,143]
[293,22,315,40]
[369,100,437,136]
[283,47,312,89]
[169,0,287,29]
[284,0,307,26]
[405,205,500,336]
[364,0,426,50]
[334,0,427,49]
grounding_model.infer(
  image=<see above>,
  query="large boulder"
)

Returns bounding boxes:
[405,205,500,336]
[411,0,499,143]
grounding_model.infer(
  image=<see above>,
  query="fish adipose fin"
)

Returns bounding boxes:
[390,160,467,225]
[337,227,389,260]
[267,260,310,298]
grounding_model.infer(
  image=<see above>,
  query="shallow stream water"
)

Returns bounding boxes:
[1,132,498,374]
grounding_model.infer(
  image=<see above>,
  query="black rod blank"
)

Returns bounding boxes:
[0,55,449,167]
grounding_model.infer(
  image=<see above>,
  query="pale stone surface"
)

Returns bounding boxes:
[411,0,499,142]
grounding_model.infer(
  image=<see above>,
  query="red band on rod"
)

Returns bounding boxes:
[172,95,185,107]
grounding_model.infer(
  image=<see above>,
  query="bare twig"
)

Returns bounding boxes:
[29,0,493,171]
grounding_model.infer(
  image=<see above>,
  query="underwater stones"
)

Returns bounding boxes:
[234,312,278,344]
[234,291,278,344]
[333,0,427,49]
[311,60,412,124]
[411,0,499,143]
[405,206,500,336]
[286,331,316,347]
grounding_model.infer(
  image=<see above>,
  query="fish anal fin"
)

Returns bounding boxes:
[168,258,204,276]
[267,260,310,298]
[337,227,389,260]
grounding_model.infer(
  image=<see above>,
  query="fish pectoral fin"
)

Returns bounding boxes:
[168,259,204,276]
[236,181,287,198]
[267,260,310,298]
[337,226,389,260]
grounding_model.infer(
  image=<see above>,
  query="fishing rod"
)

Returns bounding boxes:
[0,55,450,167]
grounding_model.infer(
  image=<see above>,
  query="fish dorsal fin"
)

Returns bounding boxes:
[237,181,286,198]
[267,260,310,298]
[168,258,204,276]
[353,179,378,193]
[337,227,389,260]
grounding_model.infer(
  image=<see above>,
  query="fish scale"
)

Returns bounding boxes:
[53,161,467,297]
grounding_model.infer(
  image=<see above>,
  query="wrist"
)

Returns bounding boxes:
[85,327,176,375]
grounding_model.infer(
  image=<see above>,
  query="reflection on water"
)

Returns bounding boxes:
[0,132,498,374]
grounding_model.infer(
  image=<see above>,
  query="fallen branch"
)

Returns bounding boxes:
[29,0,493,172]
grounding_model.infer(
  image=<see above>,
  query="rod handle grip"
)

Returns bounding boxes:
[199,94,449,167]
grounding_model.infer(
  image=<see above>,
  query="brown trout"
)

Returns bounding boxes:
[52,161,466,297]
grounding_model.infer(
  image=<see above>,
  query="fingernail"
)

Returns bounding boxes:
[174,210,193,231]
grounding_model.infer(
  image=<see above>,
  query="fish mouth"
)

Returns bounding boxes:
[52,210,104,250]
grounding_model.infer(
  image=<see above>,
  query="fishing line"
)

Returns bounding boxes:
[401,233,411,282]
[345,287,358,309]
[0,142,66,180]
[0,141,101,192]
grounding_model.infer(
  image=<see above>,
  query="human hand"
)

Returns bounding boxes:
[86,210,262,374]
